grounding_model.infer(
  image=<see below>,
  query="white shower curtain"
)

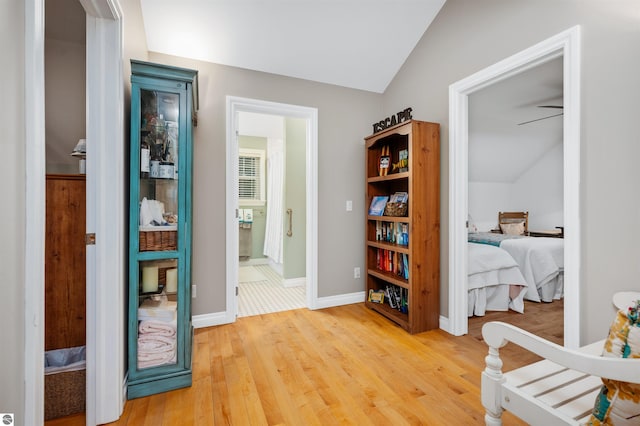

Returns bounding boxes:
[263,138,284,264]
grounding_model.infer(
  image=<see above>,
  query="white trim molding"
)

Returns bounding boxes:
[24,1,46,424]
[283,277,306,288]
[84,2,126,424]
[447,26,581,348]
[314,291,366,310]
[226,96,319,322]
[193,312,230,329]
[25,1,125,425]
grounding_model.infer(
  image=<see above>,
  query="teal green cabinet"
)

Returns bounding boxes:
[127,60,198,399]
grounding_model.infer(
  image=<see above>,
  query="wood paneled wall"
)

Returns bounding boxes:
[45,174,86,351]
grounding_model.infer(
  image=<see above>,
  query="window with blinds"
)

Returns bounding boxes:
[238,148,265,205]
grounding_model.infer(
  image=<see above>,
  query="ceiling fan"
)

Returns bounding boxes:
[518,105,564,126]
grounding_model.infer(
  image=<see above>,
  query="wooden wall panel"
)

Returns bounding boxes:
[45,174,86,351]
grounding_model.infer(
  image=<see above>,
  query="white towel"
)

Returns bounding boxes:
[137,334,176,369]
[138,318,177,337]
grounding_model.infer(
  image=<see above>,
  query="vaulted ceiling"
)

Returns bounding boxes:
[50,0,562,183]
[140,0,446,93]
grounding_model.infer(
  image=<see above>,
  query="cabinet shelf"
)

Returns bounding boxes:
[367,269,409,289]
[365,301,409,330]
[364,120,440,334]
[367,172,409,183]
[367,215,409,222]
[367,240,409,254]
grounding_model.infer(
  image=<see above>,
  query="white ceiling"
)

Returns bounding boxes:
[49,0,562,184]
[469,57,563,183]
[140,0,446,93]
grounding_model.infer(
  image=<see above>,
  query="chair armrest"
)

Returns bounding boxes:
[482,321,640,383]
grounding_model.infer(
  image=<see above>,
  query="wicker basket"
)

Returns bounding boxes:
[384,202,408,217]
[139,230,177,251]
[45,369,85,420]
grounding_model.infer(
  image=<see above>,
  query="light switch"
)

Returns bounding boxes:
[346,200,353,211]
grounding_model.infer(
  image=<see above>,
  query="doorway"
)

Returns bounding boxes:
[26,0,125,423]
[466,57,564,340]
[447,26,581,348]
[236,111,307,316]
[225,97,319,322]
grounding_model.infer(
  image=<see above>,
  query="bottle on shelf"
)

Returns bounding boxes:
[140,136,150,178]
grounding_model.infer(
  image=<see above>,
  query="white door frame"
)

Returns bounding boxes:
[225,96,319,322]
[447,26,581,348]
[25,0,125,424]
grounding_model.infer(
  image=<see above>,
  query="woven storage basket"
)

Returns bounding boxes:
[139,230,177,251]
[384,202,408,217]
[45,369,85,420]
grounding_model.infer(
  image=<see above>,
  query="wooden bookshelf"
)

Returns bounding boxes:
[364,120,440,333]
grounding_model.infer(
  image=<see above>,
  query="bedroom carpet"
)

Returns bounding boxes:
[238,264,305,317]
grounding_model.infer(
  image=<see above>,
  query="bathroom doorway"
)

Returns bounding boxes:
[225,97,319,321]
[236,111,306,316]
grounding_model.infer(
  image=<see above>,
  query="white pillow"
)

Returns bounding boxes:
[500,221,525,235]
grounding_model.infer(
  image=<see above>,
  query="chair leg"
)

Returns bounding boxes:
[485,412,503,426]
[482,346,505,425]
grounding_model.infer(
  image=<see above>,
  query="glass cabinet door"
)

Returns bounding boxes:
[133,87,184,372]
[137,258,179,370]
[138,89,180,252]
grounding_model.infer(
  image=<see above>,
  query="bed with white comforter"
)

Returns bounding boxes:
[468,232,564,303]
[467,242,528,316]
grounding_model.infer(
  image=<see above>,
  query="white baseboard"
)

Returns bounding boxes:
[313,291,366,310]
[283,277,305,288]
[122,372,128,403]
[192,311,233,329]
[439,315,451,334]
[239,257,270,266]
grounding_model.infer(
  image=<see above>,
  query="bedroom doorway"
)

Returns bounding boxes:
[466,57,564,333]
[448,26,581,348]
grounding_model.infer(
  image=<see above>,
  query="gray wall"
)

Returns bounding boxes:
[2,0,26,420]
[383,0,640,343]
[45,0,86,174]
[470,144,563,232]
[283,118,307,280]
[148,51,382,313]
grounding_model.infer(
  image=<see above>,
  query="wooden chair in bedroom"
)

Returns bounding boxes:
[498,211,528,235]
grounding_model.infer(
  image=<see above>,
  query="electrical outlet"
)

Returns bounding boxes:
[192,285,196,298]
[354,267,360,279]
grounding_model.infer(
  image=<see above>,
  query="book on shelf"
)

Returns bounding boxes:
[389,191,408,204]
[375,248,409,279]
[368,289,385,304]
[368,196,389,216]
[383,284,408,313]
[375,221,409,246]
[402,253,409,279]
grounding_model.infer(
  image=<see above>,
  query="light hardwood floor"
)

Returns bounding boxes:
[47,301,563,425]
